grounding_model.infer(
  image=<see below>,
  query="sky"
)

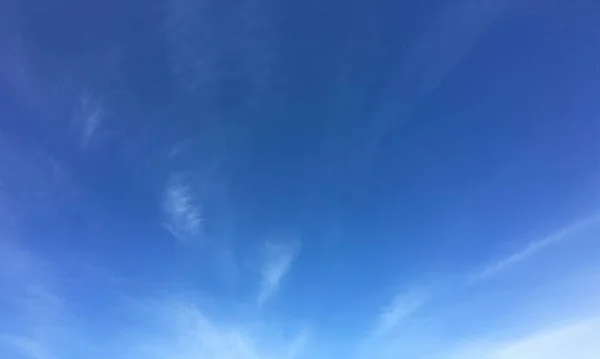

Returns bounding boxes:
[0,0,599,358]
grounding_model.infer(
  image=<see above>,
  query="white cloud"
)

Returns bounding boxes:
[284,330,309,359]
[0,239,307,359]
[258,240,300,305]
[163,175,203,242]
[0,240,307,359]
[81,108,102,148]
[362,289,600,359]
[361,211,600,359]
[374,289,429,336]
[473,212,600,280]
[354,287,433,359]
[437,317,600,359]
[132,303,261,359]
[0,334,54,359]
[0,240,60,359]
[74,90,104,148]
[125,299,307,359]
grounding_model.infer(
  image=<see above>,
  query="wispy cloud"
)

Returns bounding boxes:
[0,240,308,359]
[362,211,600,359]
[437,317,600,359]
[81,108,102,148]
[258,239,301,305]
[0,335,54,359]
[473,212,600,281]
[73,90,104,148]
[284,330,309,359]
[362,277,600,359]
[125,298,307,359]
[163,175,203,242]
[374,289,429,336]
[0,240,60,359]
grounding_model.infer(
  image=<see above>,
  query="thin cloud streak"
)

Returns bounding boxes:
[0,335,54,359]
[0,240,60,359]
[0,240,308,359]
[363,211,600,358]
[74,91,104,148]
[374,289,429,336]
[81,108,102,148]
[436,317,600,359]
[473,212,600,281]
[163,175,203,242]
[258,240,300,305]
[126,298,307,359]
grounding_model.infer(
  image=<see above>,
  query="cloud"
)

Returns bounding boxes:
[284,330,309,359]
[258,240,301,305]
[437,317,600,359]
[123,298,307,359]
[1,240,308,359]
[362,283,600,359]
[374,289,429,336]
[73,90,104,148]
[0,240,60,359]
[81,108,102,148]
[355,286,433,359]
[0,334,54,359]
[361,211,600,359]
[131,302,260,359]
[473,212,600,280]
[163,175,203,242]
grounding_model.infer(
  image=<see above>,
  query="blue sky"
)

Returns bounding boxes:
[1,0,599,358]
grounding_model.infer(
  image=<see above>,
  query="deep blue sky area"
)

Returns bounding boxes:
[1,0,599,358]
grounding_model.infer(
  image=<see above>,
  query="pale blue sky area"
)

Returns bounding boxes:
[1,0,599,358]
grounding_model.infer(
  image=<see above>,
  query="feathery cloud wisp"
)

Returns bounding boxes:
[437,317,600,359]
[126,298,307,359]
[258,239,300,305]
[0,240,61,359]
[74,90,104,148]
[374,289,429,336]
[1,240,308,359]
[0,335,54,359]
[473,212,600,281]
[163,175,203,242]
